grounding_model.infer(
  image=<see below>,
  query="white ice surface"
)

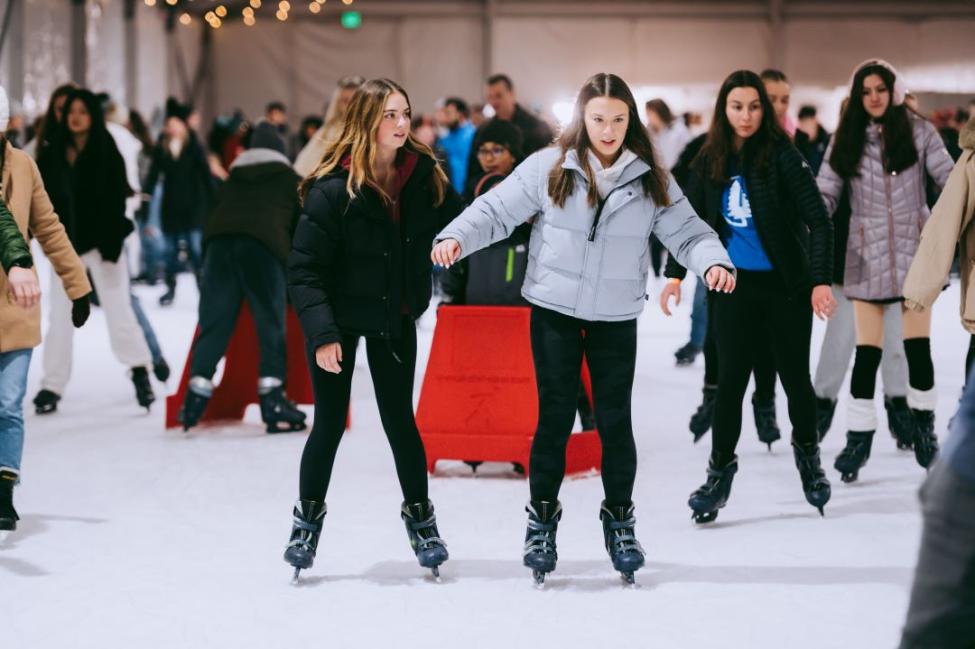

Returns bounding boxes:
[3,272,968,649]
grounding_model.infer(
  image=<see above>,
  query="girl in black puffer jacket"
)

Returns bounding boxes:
[284,79,464,582]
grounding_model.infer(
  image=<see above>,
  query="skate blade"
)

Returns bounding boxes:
[532,570,546,588]
[691,511,718,524]
[430,566,442,583]
[267,422,308,434]
[620,572,637,588]
[290,568,301,585]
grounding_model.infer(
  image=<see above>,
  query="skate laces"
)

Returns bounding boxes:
[287,514,322,550]
[605,517,644,556]
[407,516,446,550]
[524,517,558,557]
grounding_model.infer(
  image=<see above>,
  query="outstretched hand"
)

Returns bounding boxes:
[705,266,736,293]
[431,239,461,268]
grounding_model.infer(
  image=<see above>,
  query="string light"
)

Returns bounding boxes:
[341,0,353,5]
[215,5,228,17]
[165,0,177,6]
[244,14,256,26]
[279,1,291,10]
[144,0,156,6]
[276,9,288,20]
[179,12,192,25]
[242,7,254,17]
[250,0,262,8]
[309,2,320,13]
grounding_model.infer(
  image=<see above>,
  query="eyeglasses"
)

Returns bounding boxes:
[477,145,509,158]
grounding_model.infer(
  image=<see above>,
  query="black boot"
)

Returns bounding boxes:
[815,397,837,441]
[884,397,915,450]
[599,501,645,585]
[33,389,60,415]
[153,358,171,383]
[159,277,176,306]
[523,500,561,586]
[688,456,738,524]
[674,342,702,367]
[258,382,307,434]
[131,367,155,411]
[178,378,213,432]
[284,499,326,583]
[401,500,449,578]
[0,470,18,532]
[689,385,717,443]
[792,442,831,516]
[752,394,781,451]
[834,430,874,483]
[911,409,938,469]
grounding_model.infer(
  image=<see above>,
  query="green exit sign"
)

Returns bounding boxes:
[341,11,362,29]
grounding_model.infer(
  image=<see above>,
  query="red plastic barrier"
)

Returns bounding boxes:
[165,304,317,429]
[416,305,601,476]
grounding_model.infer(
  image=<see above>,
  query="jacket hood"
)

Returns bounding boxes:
[229,149,297,182]
[961,115,975,151]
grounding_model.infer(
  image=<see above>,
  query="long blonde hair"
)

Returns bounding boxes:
[301,78,449,207]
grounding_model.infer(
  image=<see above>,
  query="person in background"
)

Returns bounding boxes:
[22,84,76,161]
[178,122,306,434]
[296,115,323,154]
[645,99,692,171]
[760,69,796,138]
[129,108,165,286]
[436,97,477,193]
[294,75,365,177]
[0,83,92,534]
[265,101,289,154]
[794,105,831,175]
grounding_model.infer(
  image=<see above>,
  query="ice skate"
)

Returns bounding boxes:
[753,394,781,451]
[689,385,717,443]
[401,500,448,580]
[815,397,837,441]
[834,430,874,483]
[283,500,326,584]
[600,501,645,586]
[523,500,561,587]
[33,389,60,415]
[792,442,831,516]
[131,367,155,411]
[258,382,307,434]
[911,409,938,469]
[688,456,738,524]
[884,397,914,450]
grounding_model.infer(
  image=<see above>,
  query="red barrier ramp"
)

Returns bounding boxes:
[416,305,601,476]
[165,304,317,430]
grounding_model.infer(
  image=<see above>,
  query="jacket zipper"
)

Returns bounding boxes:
[877,127,899,292]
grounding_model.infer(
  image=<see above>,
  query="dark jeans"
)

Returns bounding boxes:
[299,321,428,504]
[528,306,637,506]
[190,237,287,380]
[711,271,816,462]
[164,229,203,281]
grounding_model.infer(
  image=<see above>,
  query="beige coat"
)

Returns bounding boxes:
[0,142,91,352]
[904,116,975,332]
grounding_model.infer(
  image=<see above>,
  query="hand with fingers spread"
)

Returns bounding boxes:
[315,342,343,374]
[811,285,836,321]
[7,266,40,310]
[659,279,682,316]
[431,239,461,269]
[705,265,736,294]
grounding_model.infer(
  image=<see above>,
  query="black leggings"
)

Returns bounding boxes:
[711,271,816,463]
[702,293,777,399]
[299,322,428,504]
[528,306,637,506]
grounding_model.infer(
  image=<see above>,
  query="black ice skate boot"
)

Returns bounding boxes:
[674,342,702,367]
[159,276,176,306]
[33,389,60,415]
[689,385,717,443]
[401,500,449,579]
[815,397,837,441]
[523,500,562,586]
[131,367,156,411]
[153,357,171,383]
[258,379,307,434]
[792,442,831,516]
[884,396,914,450]
[283,499,326,584]
[688,455,738,524]
[911,409,939,470]
[834,430,874,483]
[178,377,213,432]
[0,470,19,534]
[752,394,781,451]
[599,501,645,586]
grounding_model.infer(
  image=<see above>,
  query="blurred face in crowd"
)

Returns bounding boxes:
[763,79,790,122]
[66,99,92,136]
[726,86,762,144]
[442,103,465,130]
[53,94,69,124]
[644,108,665,135]
[267,107,287,126]
[164,116,188,141]
[376,92,411,151]
[862,73,891,119]
[486,81,516,121]
[476,141,515,175]
[337,88,356,115]
[585,96,629,164]
[798,116,819,140]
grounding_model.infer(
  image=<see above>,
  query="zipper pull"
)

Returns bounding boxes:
[588,225,596,242]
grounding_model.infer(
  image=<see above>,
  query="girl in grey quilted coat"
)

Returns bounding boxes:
[817,59,953,483]
[433,73,734,585]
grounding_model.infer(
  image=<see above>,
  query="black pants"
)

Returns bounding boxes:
[299,321,428,504]
[703,293,777,398]
[529,306,637,506]
[191,236,286,380]
[711,271,816,462]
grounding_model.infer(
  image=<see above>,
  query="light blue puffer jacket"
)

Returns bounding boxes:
[437,147,733,321]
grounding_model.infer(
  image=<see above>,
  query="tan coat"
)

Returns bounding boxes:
[0,142,91,352]
[904,116,975,332]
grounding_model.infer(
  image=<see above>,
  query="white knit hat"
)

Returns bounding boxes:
[849,59,907,106]
[0,85,9,132]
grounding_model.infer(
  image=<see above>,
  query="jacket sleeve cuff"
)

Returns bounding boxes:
[2,255,33,275]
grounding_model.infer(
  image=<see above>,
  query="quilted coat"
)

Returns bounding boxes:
[817,114,954,301]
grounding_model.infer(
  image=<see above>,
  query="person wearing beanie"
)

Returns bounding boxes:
[144,99,213,306]
[817,59,954,482]
[0,84,92,533]
[177,120,306,434]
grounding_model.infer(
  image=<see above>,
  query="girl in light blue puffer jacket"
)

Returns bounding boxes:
[433,73,734,585]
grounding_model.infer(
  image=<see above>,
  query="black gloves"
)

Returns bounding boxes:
[72,293,91,328]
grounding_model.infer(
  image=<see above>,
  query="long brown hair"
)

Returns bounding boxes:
[300,78,449,206]
[699,70,787,183]
[548,73,670,208]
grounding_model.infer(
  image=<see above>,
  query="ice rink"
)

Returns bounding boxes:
[4,272,967,649]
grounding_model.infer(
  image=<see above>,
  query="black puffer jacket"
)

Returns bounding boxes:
[288,153,465,349]
[665,138,832,293]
